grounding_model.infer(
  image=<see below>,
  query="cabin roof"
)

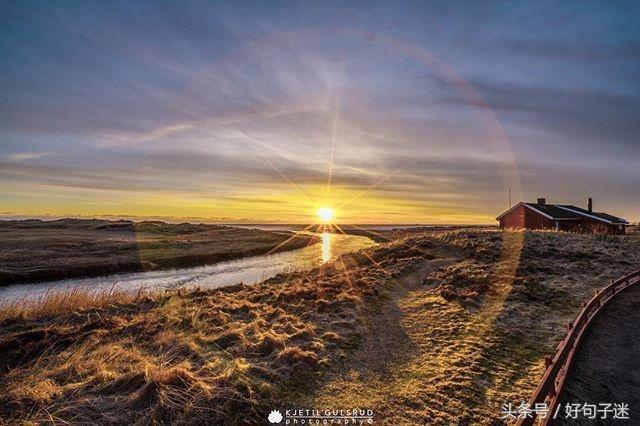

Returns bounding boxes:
[524,203,579,220]
[556,205,629,225]
[495,201,579,220]
[496,201,629,225]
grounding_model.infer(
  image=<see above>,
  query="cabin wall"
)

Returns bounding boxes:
[499,205,554,230]
[499,205,526,229]
[524,207,555,229]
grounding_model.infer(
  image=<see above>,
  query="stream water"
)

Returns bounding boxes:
[0,232,375,303]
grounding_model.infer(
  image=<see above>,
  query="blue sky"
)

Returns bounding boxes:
[1,1,639,223]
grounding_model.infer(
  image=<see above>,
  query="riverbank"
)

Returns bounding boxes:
[0,219,318,285]
[1,230,638,424]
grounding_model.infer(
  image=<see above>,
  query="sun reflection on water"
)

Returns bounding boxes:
[321,232,331,262]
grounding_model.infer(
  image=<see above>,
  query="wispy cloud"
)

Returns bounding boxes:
[3,151,53,162]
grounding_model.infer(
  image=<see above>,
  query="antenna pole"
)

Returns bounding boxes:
[508,187,511,208]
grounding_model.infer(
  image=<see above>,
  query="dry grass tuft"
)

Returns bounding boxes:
[277,346,319,366]
[212,330,248,350]
[425,260,492,302]
[0,286,154,323]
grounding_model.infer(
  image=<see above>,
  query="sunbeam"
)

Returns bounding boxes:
[325,88,341,206]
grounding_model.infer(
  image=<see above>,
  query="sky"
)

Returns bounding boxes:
[1,1,639,224]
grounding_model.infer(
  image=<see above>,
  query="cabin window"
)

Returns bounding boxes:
[555,221,559,230]
[619,225,623,231]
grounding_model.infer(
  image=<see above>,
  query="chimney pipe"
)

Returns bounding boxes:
[537,198,546,206]
[588,197,593,213]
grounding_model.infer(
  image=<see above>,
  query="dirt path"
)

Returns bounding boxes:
[301,257,459,422]
[294,232,529,425]
[557,283,640,425]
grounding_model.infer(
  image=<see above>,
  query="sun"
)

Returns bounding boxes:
[317,206,334,223]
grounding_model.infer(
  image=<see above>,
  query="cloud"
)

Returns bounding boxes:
[468,80,640,148]
[3,151,53,161]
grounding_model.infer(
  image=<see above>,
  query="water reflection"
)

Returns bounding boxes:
[322,232,331,262]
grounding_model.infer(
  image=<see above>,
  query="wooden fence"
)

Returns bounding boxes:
[516,269,640,426]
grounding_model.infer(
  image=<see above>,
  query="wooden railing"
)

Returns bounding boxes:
[517,269,640,426]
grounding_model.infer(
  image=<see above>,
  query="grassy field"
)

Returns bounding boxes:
[0,229,638,424]
[0,219,317,285]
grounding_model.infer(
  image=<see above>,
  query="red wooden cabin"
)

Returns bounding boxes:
[496,198,628,234]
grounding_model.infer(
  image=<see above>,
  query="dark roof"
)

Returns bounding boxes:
[524,203,579,219]
[557,205,629,224]
[496,201,580,220]
[496,201,629,224]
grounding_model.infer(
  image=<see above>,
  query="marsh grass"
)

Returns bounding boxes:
[1,230,639,424]
[0,285,154,323]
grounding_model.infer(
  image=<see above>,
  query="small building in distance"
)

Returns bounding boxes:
[496,198,628,234]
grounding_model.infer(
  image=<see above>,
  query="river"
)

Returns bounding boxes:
[0,232,375,303]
